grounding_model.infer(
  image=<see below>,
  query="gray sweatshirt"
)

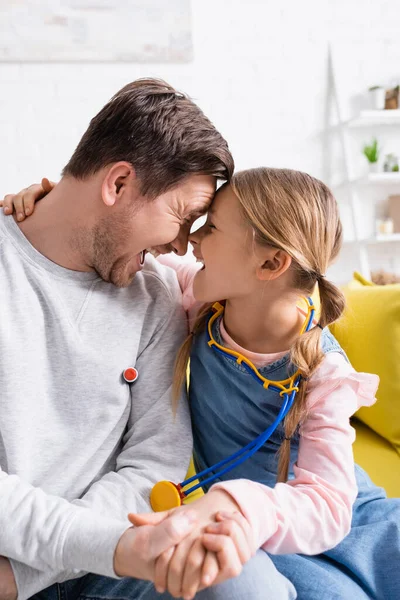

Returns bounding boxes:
[0,211,192,598]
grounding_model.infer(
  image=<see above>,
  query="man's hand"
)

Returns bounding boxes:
[0,556,17,600]
[114,510,197,581]
[0,178,55,221]
[128,490,255,599]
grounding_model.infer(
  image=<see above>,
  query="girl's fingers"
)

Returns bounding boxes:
[2,193,19,216]
[41,178,55,193]
[154,546,175,594]
[202,533,243,586]
[205,519,251,564]
[1,179,55,219]
[22,190,37,217]
[16,194,28,221]
[201,550,220,588]
[181,538,207,600]
[23,182,49,205]
[216,510,255,558]
[166,537,195,598]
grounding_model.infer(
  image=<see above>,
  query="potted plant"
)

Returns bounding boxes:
[368,85,386,110]
[363,138,380,172]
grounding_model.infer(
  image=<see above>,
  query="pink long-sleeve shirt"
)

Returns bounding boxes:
[158,254,379,555]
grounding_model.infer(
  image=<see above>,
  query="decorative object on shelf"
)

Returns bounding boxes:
[388,195,400,232]
[363,138,380,172]
[371,270,400,285]
[376,217,394,236]
[368,86,386,110]
[329,44,400,280]
[385,85,400,110]
[383,153,400,172]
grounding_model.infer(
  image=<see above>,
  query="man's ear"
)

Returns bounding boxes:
[101,162,135,207]
[256,248,292,281]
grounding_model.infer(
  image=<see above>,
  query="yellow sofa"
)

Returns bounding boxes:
[185,272,400,501]
[331,273,400,498]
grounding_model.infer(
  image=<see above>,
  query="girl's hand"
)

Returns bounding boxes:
[0,178,55,221]
[129,493,255,599]
[174,510,254,600]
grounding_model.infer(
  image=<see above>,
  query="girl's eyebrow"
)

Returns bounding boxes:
[207,207,220,219]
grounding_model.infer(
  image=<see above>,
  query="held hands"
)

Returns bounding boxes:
[0,178,55,221]
[128,490,255,600]
[114,509,199,582]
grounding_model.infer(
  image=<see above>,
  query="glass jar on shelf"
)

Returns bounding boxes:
[383,153,399,172]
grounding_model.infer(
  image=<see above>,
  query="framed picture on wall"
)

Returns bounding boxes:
[0,0,192,62]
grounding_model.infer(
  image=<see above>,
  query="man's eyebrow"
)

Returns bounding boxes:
[187,206,209,218]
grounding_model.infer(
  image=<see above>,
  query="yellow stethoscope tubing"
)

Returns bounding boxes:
[180,297,315,495]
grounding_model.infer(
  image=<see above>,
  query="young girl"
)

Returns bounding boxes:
[3,169,399,600]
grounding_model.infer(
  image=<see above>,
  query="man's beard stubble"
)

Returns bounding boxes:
[72,211,135,288]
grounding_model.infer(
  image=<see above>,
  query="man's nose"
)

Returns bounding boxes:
[171,228,190,256]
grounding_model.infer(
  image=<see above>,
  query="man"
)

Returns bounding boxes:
[0,79,252,600]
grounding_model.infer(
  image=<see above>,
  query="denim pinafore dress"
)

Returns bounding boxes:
[189,313,400,600]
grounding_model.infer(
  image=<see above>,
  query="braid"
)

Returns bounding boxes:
[277,280,346,482]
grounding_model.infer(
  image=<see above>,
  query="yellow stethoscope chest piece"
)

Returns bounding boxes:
[150,480,183,512]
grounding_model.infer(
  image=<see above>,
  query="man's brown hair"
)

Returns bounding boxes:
[63,78,234,197]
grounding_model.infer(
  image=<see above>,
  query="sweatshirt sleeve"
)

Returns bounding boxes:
[10,268,193,599]
[1,470,130,578]
[211,352,379,555]
[156,253,202,324]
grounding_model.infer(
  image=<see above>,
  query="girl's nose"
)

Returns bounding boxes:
[189,223,206,245]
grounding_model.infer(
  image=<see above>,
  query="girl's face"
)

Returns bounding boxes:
[190,184,259,302]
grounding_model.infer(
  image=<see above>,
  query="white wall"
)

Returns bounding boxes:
[1,0,399,282]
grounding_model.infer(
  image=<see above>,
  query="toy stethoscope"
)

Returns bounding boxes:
[149,297,316,512]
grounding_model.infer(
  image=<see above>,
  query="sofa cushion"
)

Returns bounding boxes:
[353,419,400,498]
[330,273,400,452]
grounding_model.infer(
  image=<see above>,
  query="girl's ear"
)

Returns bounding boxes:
[256,248,292,281]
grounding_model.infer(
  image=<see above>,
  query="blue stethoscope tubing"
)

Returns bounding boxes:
[179,298,315,496]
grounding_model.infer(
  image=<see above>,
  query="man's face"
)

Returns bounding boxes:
[92,174,216,287]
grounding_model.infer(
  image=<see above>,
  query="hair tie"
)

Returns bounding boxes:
[284,436,292,441]
[316,323,323,330]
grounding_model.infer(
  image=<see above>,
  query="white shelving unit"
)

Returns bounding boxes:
[367,173,400,184]
[329,49,400,278]
[348,110,400,128]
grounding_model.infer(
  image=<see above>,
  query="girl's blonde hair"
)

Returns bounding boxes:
[173,167,345,483]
